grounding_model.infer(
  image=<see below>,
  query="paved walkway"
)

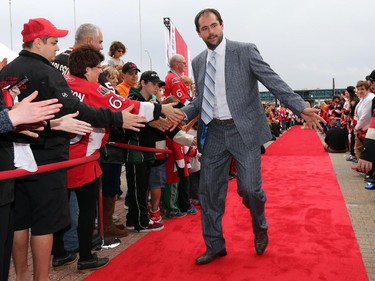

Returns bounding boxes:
[7,130,375,281]
[328,146,375,281]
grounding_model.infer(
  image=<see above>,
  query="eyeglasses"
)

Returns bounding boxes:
[117,49,125,53]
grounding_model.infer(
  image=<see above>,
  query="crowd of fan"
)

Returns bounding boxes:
[1,16,374,281]
[319,80,375,186]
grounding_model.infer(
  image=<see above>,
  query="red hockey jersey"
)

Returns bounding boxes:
[165,137,197,184]
[164,71,190,105]
[65,74,155,188]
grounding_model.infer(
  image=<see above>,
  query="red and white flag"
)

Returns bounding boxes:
[164,17,192,77]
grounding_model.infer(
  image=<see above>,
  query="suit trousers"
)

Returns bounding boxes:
[199,121,268,253]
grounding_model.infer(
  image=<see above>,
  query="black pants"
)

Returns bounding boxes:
[350,131,355,156]
[53,178,99,261]
[177,168,191,212]
[100,163,122,197]
[125,162,150,231]
[0,203,14,281]
[189,171,200,201]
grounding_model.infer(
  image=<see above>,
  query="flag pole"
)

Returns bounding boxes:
[9,0,13,50]
[145,50,152,70]
[73,0,77,31]
[139,0,143,69]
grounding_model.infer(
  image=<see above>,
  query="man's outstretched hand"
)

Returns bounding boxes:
[121,104,147,131]
[300,108,326,131]
[161,103,185,130]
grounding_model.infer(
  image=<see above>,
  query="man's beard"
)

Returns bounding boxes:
[204,34,223,50]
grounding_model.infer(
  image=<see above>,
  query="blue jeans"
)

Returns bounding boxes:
[63,191,79,252]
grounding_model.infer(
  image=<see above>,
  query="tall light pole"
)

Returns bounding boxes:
[9,0,13,50]
[73,0,77,31]
[145,50,152,70]
[139,0,143,69]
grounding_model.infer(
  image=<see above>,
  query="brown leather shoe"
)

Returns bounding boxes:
[254,231,268,255]
[115,223,125,230]
[195,248,227,265]
[104,225,129,238]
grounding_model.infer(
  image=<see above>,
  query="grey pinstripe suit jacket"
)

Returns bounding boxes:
[182,39,306,151]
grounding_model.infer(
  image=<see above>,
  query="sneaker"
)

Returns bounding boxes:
[149,208,162,223]
[138,220,164,232]
[52,252,78,270]
[77,253,109,272]
[346,155,354,161]
[365,182,375,190]
[187,206,198,215]
[125,223,135,230]
[168,210,187,218]
[364,175,374,183]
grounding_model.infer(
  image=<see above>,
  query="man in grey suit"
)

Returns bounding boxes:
[180,8,324,265]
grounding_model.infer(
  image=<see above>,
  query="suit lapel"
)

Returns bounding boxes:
[224,40,236,92]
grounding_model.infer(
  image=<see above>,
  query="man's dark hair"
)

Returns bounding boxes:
[194,8,223,32]
[68,45,104,79]
[22,36,49,49]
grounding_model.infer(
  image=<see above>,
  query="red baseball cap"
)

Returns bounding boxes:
[21,18,69,43]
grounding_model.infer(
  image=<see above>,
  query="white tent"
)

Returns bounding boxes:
[0,42,18,62]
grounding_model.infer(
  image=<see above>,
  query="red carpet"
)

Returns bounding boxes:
[85,126,368,281]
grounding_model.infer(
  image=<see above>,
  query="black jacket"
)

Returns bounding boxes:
[0,50,124,165]
[0,93,15,205]
[126,88,157,163]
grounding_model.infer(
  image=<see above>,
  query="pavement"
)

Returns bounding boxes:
[327,145,375,281]
[7,129,375,281]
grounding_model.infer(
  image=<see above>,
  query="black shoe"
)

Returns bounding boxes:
[195,248,227,265]
[254,231,268,255]
[52,252,78,270]
[77,253,109,272]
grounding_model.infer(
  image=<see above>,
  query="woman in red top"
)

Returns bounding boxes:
[52,46,180,272]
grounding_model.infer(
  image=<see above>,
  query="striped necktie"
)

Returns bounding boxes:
[201,51,216,125]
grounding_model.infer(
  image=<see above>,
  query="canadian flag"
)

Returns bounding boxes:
[164,17,192,78]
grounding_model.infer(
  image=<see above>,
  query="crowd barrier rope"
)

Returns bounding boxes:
[0,142,172,181]
[107,142,172,155]
[0,154,100,181]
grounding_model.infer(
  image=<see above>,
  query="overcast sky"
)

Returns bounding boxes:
[0,0,374,91]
